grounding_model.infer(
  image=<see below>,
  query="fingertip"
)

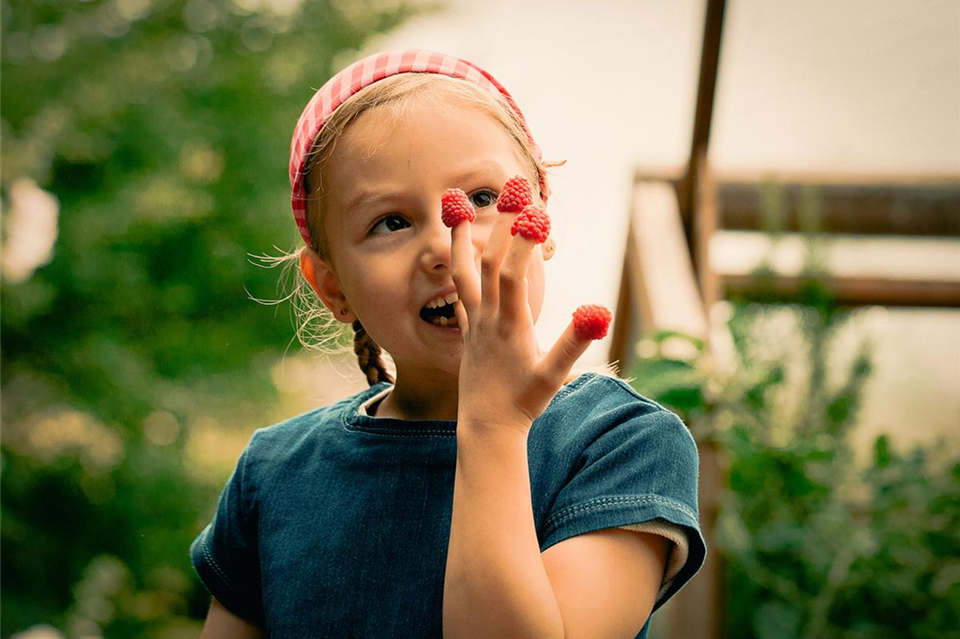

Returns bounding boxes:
[510,204,550,244]
[496,175,535,213]
[442,188,475,228]
[572,304,613,341]
[444,212,475,230]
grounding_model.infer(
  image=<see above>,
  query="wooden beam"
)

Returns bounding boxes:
[674,5,728,622]
[668,440,725,639]
[722,274,960,308]
[611,180,709,375]
[632,181,710,340]
[711,230,960,308]
[695,154,721,311]
[718,179,960,237]
[609,256,637,377]
[617,179,723,639]
[713,170,960,187]
[637,170,960,238]
[678,0,727,260]
[687,0,726,165]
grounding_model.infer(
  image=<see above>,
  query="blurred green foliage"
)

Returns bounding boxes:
[1,0,423,637]
[630,185,960,639]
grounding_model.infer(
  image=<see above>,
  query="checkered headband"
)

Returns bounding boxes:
[289,49,547,245]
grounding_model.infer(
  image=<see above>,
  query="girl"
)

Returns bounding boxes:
[191,50,705,639]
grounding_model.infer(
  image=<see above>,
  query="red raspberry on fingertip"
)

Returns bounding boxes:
[441,188,476,227]
[496,175,535,213]
[510,204,551,244]
[573,305,613,341]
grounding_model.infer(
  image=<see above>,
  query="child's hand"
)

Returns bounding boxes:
[446,180,612,437]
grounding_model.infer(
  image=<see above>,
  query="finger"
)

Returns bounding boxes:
[539,305,613,384]
[450,216,481,314]
[478,211,517,313]
[538,322,592,388]
[498,233,536,322]
[453,300,469,335]
[499,204,550,320]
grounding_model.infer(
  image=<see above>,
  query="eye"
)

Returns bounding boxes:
[369,214,410,236]
[469,189,498,209]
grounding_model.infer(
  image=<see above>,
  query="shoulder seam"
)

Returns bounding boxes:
[592,374,672,413]
[544,494,699,531]
[199,533,238,591]
[586,375,700,449]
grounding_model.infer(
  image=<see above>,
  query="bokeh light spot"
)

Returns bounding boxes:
[143,410,181,446]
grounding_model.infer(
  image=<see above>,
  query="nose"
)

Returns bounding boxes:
[420,215,453,273]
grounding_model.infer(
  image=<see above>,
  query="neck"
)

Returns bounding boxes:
[376,366,460,421]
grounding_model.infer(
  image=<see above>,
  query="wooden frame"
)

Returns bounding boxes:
[614,1,958,637]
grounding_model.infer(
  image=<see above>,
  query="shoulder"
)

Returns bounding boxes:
[534,373,705,575]
[557,371,672,412]
[532,373,699,475]
[241,383,389,468]
[546,373,695,448]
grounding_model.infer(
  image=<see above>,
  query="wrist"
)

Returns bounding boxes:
[456,417,532,443]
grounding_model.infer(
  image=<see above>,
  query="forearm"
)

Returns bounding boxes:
[443,423,564,639]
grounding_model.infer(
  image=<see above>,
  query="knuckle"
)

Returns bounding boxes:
[530,368,552,389]
[480,254,499,279]
[562,337,582,361]
[498,267,520,291]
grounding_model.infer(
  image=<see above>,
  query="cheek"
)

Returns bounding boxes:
[338,263,397,315]
[472,212,497,238]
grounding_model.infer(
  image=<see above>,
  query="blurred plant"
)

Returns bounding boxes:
[1,0,426,637]
[629,182,960,639]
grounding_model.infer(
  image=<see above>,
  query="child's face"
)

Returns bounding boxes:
[320,97,546,379]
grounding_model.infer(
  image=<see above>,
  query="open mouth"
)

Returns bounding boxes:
[420,305,457,326]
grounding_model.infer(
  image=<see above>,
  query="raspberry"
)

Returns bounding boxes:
[573,305,613,341]
[441,188,475,227]
[510,204,551,244]
[496,175,535,213]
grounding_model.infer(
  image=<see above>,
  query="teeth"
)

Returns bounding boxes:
[425,291,459,309]
[428,315,458,327]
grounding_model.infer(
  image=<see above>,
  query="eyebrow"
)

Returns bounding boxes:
[344,190,396,215]
[343,161,514,213]
[452,161,515,185]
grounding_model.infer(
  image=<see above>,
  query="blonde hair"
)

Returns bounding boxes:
[265,73,552,386]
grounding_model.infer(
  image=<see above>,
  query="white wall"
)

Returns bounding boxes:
[310,0,960,450]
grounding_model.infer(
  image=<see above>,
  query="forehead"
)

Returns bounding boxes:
[327,97,529,187]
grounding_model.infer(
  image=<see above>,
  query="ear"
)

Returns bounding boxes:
[300,247,356,323]
[541,237,556,261]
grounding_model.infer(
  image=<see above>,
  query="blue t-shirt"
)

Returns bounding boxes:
[191,373,706,638]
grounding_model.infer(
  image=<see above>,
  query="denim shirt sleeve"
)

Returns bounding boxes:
[190,440,265,625]
[540,395,706,611]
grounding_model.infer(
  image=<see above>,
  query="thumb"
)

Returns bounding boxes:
[539,305,613,384]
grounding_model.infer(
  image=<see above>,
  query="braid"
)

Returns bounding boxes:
[352,320,394,386]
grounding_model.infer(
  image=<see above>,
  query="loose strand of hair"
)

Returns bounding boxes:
[248,243,353,356]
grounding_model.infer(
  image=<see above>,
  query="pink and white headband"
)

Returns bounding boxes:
[288,49,546,245]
